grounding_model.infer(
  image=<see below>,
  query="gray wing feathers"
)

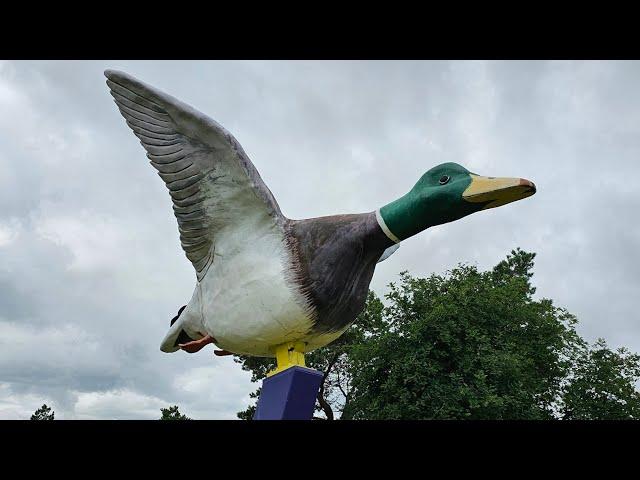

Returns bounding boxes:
[377,243,400,263]
[105,69,282,281]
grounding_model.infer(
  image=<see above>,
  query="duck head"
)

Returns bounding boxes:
[377,162,536,242]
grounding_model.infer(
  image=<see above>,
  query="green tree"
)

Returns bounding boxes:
[562,339,640,419]
[344,249,584,419]
[160,405,191,420]
[30,404,55,420]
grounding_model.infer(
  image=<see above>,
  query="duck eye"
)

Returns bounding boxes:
[439,175,450,185]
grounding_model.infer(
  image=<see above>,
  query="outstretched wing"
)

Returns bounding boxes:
[105,70,284,281]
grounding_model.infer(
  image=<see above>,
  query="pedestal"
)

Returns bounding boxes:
[253,366,323,420]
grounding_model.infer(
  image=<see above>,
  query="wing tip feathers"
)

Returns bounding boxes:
[104,69,125,81]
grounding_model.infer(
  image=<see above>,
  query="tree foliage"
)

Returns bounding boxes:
[236,249,640,420]
[159,405,191,420]
[562,339,640,419]
[344,250,580,419]
[30,404,55,420]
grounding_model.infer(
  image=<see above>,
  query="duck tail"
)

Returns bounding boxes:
[160,305,187,353]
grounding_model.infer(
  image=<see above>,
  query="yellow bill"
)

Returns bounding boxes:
[463,175,536,209]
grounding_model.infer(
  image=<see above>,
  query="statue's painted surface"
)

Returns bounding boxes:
[105,70,536,367]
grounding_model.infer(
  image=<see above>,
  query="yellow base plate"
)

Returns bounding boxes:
[267,342,307,377]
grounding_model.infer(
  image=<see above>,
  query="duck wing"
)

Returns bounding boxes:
[377,243,400,263]
[105,70,284,281]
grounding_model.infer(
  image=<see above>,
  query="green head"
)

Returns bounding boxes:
[377,162,536,242]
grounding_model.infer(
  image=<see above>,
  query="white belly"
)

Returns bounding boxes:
[198,218,315,357]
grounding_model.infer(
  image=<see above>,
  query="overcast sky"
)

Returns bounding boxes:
[1,60,639,419]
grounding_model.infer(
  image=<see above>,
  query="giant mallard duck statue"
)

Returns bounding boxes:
[105,70,536,376]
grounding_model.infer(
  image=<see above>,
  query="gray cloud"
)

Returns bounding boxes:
[1,60,639,419]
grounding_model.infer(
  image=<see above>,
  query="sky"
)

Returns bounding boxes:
[1,60,639,419]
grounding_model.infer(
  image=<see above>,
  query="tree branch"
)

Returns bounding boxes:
[336,369,349,400]
[317,352,340,420]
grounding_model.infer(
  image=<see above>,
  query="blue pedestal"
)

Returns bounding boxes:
[253,366,323,420]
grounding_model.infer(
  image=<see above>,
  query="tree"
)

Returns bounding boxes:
[562,339,640,419]
[237,388,260,420]
[236,248,640,420]
[160,405,191,420]
[30,404,55,420]
[344,249,586,419]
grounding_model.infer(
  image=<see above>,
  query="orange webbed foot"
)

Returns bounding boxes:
[179,334,215,353]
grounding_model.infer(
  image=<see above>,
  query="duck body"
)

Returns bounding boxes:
[170,211,393,357]
[286,213,394,337]
[104,69,535,360]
